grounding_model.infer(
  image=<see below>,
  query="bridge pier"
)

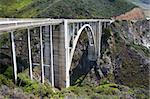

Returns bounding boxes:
[53,24,66,88]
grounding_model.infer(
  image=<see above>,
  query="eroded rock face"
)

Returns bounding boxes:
[100,20,150,89]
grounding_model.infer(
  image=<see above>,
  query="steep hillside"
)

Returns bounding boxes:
[0,0,136,18]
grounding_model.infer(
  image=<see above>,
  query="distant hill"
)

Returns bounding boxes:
[126,0,150,18]
[0,0,136,18]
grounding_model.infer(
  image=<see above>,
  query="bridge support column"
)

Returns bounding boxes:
[64,20,70,88]
[10,31,17,84]
[50,25,54,87]
[72,23,75,41]
[98,21,102,58]
[27,28,33,80]
[40,26,44,83]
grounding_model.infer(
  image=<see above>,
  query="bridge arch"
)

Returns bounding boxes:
[69,24,96,71]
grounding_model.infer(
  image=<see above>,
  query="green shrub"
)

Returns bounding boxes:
[3,66,13,79]
[95,83,121,95]
[18,73,54,97]
[55,85,94,98]
[67,86,81,96]
[90,93,119,99]
[0,74,15,88]
[134,88,149,99]
[100,79,110,85]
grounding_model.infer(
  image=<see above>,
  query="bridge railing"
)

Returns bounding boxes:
[0,19,114,33]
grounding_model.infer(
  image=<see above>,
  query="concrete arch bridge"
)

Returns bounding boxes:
[0,19,113,88]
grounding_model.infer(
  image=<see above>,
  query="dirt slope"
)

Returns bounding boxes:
[114,8,145,20]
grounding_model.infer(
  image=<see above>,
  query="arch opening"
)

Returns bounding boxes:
[69,26,97,86]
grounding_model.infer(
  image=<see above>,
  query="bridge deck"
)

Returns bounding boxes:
[0,18,112,33]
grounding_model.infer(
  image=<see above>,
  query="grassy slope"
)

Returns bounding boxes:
[0,0,136,18]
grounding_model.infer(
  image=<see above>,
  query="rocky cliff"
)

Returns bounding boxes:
[98,19,150,98]
[107,20,149,88]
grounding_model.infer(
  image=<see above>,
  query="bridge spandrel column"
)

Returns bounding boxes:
[27,28,33,80]
[40,26,44,83]
[53,24,66,88]
[98,21,102,58]
[10,31,17,84]
[49,25,54,87]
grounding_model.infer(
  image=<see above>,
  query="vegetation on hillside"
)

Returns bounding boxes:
[0,0,136,18]
[0,69,148,98]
